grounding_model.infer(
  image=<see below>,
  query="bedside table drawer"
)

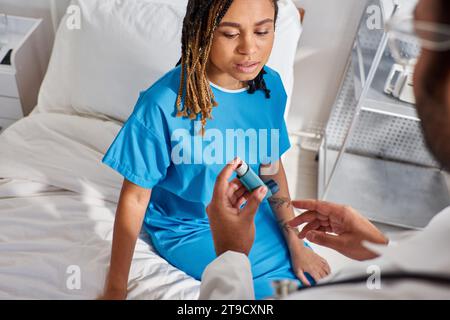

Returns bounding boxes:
[0,96,23,119]
[0,72,20,98]
[0,118,16,135]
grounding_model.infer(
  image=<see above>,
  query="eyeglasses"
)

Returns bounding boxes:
[385,16,450,65]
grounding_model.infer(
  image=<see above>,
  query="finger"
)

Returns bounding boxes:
[321,267,329,278]
[323,260,331,275]
[235,189,252,209]
[306,231,346,252]
[292,199,348,222]
[308,270,321,283]
[318,260,330,277]
[235,187,251,206]
[318,226,333,233]
[229,178,243,188]
[235,195,247,209]
[227,184,245,204]
[227,178,244,196]
[226,182,241,200]
[316,269,326,279]
[296,270,311,287]
[298,220,322,239]
[230,186,248,204]
[240,186,267,219]
[215,158,243,195]
[288,210,318,228]
[314,226,332,234]
[320,220,330,227]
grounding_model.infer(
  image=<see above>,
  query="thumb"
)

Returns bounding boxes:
[240,186,267,219]
[306,231,345,251]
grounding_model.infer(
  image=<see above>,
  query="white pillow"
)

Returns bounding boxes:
[34,0,301,122]
[268,0,302,119]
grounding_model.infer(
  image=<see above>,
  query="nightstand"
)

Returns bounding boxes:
[0,15,44,135]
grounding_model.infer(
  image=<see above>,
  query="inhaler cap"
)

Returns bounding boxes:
[236,161,249,177]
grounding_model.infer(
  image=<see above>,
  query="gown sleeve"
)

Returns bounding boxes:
[102,93,171,189]
[278,88,291,158]
[273,71,292,160]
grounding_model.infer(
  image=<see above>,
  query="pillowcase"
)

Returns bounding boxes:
[268,0,302,119]
[34,0,301,122]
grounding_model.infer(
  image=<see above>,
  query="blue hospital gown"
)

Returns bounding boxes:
[102,65,314,299]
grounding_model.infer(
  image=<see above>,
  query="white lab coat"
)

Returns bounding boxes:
[200,207,450,299]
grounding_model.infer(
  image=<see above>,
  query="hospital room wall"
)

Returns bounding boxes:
[290,0,450,193]
[289,0,368,132]
[288,0,417,131]
[0,0,70,75]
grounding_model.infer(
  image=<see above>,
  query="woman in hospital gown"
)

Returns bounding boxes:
[102,0,329,299]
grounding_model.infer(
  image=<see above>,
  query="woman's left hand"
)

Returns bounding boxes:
[289,245,331,286]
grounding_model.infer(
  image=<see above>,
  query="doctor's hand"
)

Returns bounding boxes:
[289,200,389,261]
[206,159,267,257]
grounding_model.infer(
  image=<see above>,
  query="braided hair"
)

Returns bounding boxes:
[175,0,279,135]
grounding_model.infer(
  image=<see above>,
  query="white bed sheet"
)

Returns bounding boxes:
[0,114,200,299]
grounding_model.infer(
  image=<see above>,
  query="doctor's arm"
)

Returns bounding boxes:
[201,159,267,300]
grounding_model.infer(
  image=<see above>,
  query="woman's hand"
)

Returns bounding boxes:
[289,200,388,261]
[98,287,128,300]
[98,274,128,300]
[289,245,331,286]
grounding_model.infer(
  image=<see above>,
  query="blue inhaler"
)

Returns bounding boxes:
[236,161,279,199]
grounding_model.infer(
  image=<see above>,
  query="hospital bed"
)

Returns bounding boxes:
[0,0,303,299]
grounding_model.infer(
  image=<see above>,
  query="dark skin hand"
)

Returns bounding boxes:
[208,160,330,285]
[289,200,389,261]
[206,159,267,256]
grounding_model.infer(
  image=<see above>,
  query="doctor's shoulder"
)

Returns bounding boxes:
[130,66,182,127]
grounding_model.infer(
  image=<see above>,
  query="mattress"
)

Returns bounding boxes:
[0,113,200,299]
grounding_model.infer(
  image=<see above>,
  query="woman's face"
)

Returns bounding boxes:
[206,0,276,89]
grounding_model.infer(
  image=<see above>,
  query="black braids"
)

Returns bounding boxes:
[195,0,213,20]
[179,0,216,63]
[195,0,217,49]
[260,71,271,98]
[215,0,234,26]
[247,68,271,98]
[177,5,193,67]
[199,0,233,49]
